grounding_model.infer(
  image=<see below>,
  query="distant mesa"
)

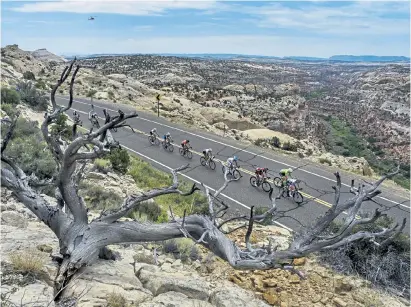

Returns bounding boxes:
[31,48,68,63]
[63,52,410,63]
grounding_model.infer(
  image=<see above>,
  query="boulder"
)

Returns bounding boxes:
[1,211,28,228]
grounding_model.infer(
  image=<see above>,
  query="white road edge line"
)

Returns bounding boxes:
[68,108,294,232]
[59,96,410,209]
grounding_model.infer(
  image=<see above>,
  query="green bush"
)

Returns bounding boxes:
[1,104,19,117]
[161,238,201,262]
[108,148,130,174]
[35,80,47,90]
[253,138,266,147]
[4,134,56,179]
[50,113,71,140]
[23,71,35,81]
[94,158,111,173]
[254,206,273,225]
[16,81,49,111]
[1,117,55,180]
[1,88,20,105]
[271,136,281,148]
[282,141,298,152]
[108,91,115,100]
[79,183,123,211]
[319,157,332,166]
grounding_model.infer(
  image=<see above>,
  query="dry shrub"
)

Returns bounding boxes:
[106,291,129,307]
[8,249,45,274]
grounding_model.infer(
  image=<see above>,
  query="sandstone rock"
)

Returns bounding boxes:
[1,211,28,228]
[210,281,270,307]
[37,244,53,254]
[138,268,211,300]
[333,297,348,307]
[292,257,306,266]
[334,277,353,293]
[263,291,279,305]
[63,259,152,305]
[140,291,214,307]
[1,282,55,307]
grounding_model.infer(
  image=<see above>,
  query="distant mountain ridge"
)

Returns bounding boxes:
[63,52,410,63]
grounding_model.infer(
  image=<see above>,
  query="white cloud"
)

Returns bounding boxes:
[12,34,409,57]
[11,0,217,15]
[227,1,410,36]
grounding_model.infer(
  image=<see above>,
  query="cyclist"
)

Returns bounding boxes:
[163,132,172,148]
[279,167,294,196]
[181,139,191,153]
[149,128,159,141]
[255,167,268,182]
[73,110,81,125]
[226,155,239,171]
[202,148,213,165]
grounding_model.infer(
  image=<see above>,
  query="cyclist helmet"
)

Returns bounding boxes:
[233,155,238,161]
[288,168,293,172]
[153,128,157,132]
[186,139,190,143]
[166,132,171,136]
[264,167,269,171]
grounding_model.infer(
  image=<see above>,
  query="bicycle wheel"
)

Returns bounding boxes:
[168,144,174,152]
[162,141,166,149]
[273,177,283,188]
[281,188,288,198]
[148,135,154,145]
[209,160,216,170]
[222,166,226,173]
[186,151,193,159]
[200,157,206,166]
[232,170,241,180]
[262,181,272,192]
[154,138,160,146]
[293,191,304,204]
[179,148,184,155]
[250,176,257,187]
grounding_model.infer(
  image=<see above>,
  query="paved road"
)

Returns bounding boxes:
[56,95,410,234]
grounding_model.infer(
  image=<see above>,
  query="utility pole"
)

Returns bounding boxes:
[156,94,160,117]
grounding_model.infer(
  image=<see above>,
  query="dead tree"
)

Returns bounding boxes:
[1,59,406,294]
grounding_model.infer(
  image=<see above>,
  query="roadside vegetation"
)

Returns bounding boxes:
[322,115,410,189]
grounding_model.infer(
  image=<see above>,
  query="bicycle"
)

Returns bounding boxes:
[221,164,241,180]
[280,178,304,204]
[250,175,272,192]
[162,139,174,152]
[200,155,216,170]
[148,134,160,146]
[179,146,193,159]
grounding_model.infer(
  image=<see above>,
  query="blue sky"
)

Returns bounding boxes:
[1,1,410,57]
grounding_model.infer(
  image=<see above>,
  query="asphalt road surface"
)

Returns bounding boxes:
[56,95,410,234]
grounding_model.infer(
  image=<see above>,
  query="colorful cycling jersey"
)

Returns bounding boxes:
[280,168,292,176]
